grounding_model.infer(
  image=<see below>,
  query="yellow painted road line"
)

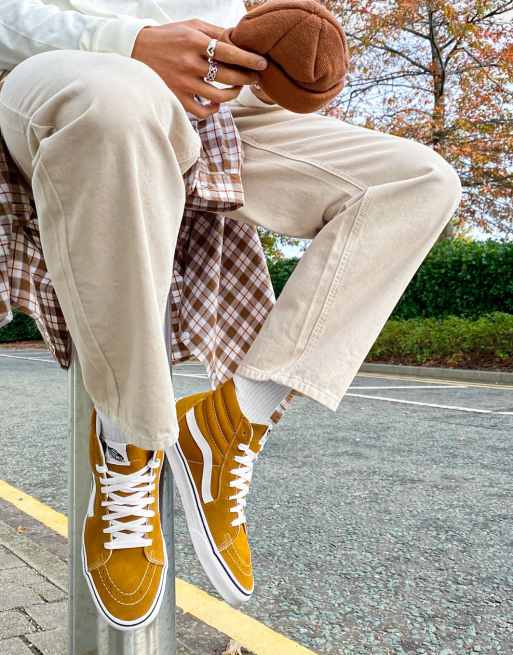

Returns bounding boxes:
[0,480,67,537]
[176,578,315,655]
[0,479,317,655]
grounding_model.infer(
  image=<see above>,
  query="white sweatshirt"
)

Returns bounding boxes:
[0,0,247,70]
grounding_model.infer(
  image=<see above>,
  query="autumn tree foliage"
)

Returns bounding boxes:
[323,0,513,237]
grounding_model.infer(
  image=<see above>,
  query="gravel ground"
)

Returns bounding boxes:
[1,351,512,655]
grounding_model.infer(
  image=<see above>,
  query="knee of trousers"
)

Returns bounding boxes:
[5,50,199,146]
[383,137,463,230]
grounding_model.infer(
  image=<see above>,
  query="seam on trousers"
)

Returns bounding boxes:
[239,133,368,193]
[0,97,54,126]
[34,146,121,415]
[289,191,367,356]
[281,188,373,376]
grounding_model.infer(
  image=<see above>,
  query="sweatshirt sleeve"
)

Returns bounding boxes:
[0,0,159,71]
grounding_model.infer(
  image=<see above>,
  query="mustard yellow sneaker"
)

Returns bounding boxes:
[166,379,271,606]
[82,408,168,630]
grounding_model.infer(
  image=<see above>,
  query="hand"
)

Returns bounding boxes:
[132,20,268,119]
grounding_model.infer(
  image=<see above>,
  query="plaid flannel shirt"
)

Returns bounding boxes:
[0,70,295,423]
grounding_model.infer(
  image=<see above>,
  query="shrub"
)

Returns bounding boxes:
[267,240,513,320]
[368,312,513,367]
[392,239,513,319]
[0,309,41,342]
[267,257,299,297]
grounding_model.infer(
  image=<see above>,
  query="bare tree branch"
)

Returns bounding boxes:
[345,32,433,74]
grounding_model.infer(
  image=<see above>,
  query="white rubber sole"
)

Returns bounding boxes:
[166,442,253,606]
[81,479,168,632]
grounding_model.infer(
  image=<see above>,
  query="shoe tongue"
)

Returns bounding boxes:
[103,440,152,474]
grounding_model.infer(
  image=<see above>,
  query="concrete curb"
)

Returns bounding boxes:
[360,363,513,386]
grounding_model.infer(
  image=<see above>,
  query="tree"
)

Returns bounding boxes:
[324,0,513,237]
[256,228,305,261]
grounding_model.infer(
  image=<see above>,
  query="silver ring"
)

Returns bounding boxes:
[206,38,218,60]
[204,59,218,82]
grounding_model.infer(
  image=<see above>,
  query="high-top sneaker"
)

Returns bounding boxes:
[166,378,272,606]
[82,408,167,630]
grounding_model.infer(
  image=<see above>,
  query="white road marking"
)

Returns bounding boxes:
[346,392,513,415]
[2,353,512,416]
[349,385,467,390]
[0,353,55,363]
[173,372,209,379]
[0,355,212,376]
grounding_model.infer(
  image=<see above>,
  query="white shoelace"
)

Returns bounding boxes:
[228,424,272,527]
[96,456,161,550]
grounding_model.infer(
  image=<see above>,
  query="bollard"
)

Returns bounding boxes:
[68,303,177,655]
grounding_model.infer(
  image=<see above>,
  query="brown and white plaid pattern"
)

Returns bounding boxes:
[0,86,295,423]
[0,142,72,365]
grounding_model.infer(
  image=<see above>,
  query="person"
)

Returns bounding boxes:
[0,0,462,631]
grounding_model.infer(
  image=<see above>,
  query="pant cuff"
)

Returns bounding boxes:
[93,402,178,451]
[234,363,342,412]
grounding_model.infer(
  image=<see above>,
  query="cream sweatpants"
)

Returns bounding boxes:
[0,50,462,450]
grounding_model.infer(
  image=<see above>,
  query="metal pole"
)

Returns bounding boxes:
[68,304,176,654]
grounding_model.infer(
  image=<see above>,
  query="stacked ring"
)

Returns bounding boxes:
[204,38,219,83]
[205,60,218,82]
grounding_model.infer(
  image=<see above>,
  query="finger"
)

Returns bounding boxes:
[193,80,242,104]
[182,94,220,119]
[215,65,260,87]
[191,19,225,40]
[193,58,260,86]
[208,40,268,71]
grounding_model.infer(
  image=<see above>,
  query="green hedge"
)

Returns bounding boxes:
[268,239,513,319]
[2,239,512,346]
[368,312,513,367]
[2,308,512,370]
[0,309,41,342]
[393,239,513,319]
[267,257,299,298]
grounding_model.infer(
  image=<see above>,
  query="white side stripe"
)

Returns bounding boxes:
[87,476,96,517]
[185,408,214,503]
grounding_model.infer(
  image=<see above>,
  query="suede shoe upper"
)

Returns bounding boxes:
[82,409,167,628]
[175,378,271,596]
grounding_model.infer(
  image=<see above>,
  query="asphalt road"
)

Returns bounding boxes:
[1,348,512,655]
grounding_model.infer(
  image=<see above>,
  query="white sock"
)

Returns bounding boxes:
[96,408,130,445]
[233,373,292,426]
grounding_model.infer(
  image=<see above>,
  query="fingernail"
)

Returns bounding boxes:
[257,58,267,69]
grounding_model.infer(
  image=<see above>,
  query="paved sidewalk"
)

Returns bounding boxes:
[0,516,67,654]
[0,502,251,655]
